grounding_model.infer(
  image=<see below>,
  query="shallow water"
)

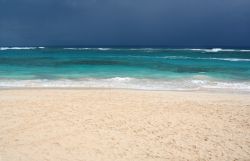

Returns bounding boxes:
[0,47,250,91]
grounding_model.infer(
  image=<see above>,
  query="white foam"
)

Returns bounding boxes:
[191,48,223,52]
[0,47,45,50]
[239,49,250,52]
[1,47,249,52]
[97,48,111,51]
[162,56,250,62]
[163,56,191,59]
[189,48,250,53]
[202,82,250,91]
[63,48,112,51]
[108,77,133,81]
[129,48,250,52]
[0,77,249,92]
[209,58,250,62]
[64,48,91,50]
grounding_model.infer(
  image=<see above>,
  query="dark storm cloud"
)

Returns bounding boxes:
[0,0,250,47]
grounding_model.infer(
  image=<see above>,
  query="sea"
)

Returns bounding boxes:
[0,47,250,92]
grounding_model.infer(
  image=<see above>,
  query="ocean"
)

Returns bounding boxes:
[0,47,250,91]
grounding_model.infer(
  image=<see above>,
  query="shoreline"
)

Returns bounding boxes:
[1,87,250,95]
[1,76,250,93]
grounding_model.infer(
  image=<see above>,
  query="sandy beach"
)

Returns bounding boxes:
[0,89,250,161]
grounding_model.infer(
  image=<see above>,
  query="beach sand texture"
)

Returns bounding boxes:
[0,89,250,161]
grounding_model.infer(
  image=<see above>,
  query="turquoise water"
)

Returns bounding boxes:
[0,47,250,91]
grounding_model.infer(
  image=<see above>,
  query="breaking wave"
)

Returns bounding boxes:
[64,48,111,51]
[189,48,250,52]
[2,47,248,53]
[0,77,249,92]
[163,56,250,62]
[208,58,250,62]
[0,47,45,50]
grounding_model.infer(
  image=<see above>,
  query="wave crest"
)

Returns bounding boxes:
[190,48,250,52]
[0,47,45,50]
[162,56,250,62]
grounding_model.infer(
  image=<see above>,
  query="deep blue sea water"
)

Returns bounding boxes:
[0,47,250,91]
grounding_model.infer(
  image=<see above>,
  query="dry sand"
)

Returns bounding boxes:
[0,89,250,161]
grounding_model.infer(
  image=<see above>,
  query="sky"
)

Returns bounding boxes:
[0,0,250,48]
